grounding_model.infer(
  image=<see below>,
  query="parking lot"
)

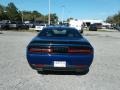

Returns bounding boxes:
[0,30,120,90]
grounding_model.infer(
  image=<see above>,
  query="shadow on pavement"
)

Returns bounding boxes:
[0,32,3,34]
[37,70,89,76]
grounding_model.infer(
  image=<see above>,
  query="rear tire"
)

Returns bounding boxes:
[76,69,89,75]
[37,70,48,75]
[80,29,83,33]
[36,30,39,32]
[37,70,43,74]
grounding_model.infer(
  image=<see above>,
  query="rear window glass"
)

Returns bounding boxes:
[38,28,82,38]
[52,30,66,34]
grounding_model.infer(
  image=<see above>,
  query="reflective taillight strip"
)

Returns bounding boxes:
[29,47,93,54]
[29,48,52,53]
[32,64,44,68]
[68,48,92,54]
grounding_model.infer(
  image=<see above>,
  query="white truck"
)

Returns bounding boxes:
[35,24,46,32]
[69,20,83,33]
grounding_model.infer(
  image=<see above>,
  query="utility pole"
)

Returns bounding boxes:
[48,0,51,25]
[22,11,23,23]
[61,5,65,24]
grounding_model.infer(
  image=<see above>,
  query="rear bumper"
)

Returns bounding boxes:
[27,53,93,64]
[27,53,93,72]
[30,64,89,72]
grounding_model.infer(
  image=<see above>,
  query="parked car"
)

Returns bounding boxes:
[94,23,102,29]
[0,21,29,30]
[9,21,29,30]
[0,20,10,30]
[114,25,120,31]
[26,26,94,74]
[35,24,46,32]
[89,24,97,31]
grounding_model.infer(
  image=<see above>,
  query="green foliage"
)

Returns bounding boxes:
[67,17,74,22]
[0,4,4,20]
[22,10,43,21]
[106,11,120,25]
[0,2,58,24]
[6,2,21,21]
[49,13,58,24]
[0,4,8,20]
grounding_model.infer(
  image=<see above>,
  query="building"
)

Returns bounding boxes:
[69,19,111,29]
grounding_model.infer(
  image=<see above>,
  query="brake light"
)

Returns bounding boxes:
[29,48,52,53]
[76,65,88,68]
[32,64,44,68]
[68,48,92,54]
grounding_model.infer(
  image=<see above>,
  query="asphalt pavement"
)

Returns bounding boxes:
[0,30,120,90]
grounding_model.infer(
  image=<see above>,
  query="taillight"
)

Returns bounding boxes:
[32,64,44,68]
[76,65,88,68]
[29,48,52,53]
[68,47,92,54]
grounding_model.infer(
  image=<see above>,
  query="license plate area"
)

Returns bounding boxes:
[54,61,66,67]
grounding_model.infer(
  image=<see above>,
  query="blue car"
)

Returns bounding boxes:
[26,26,94,74]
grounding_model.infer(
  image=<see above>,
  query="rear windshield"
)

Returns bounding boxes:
[38,28,82,38]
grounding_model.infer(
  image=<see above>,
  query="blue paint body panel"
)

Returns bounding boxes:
[27,53,93,66]
[26,26,94,72]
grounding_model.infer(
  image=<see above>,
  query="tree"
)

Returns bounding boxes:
[35,16,45,23]
[106,11,120,25]
[32,11,42,21]
[6,2,21,21]
[67,17,74,22]
[22,11,33,21]
[114,12,120,24]
[0,4,4,20]
[22,10,44,22]
[45,13,58,24]
[106,16,114,24]
[0,2,59,24]
[51,13,58,24]
[0,4,7,20]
